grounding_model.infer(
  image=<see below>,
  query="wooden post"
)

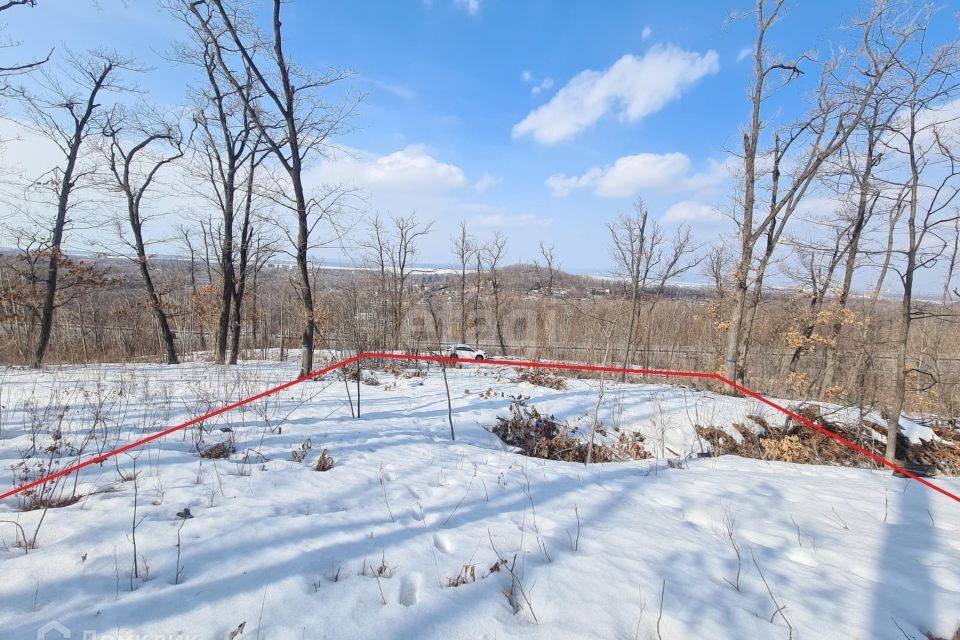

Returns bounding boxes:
[356,360,361,417]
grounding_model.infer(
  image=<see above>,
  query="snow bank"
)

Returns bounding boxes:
[0,361,957,639]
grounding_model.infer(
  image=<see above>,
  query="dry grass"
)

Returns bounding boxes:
[314,449,335,471]
[697,413,960,474]
[515,368,567,390]
[291,438,312,463]
[199,442,235,459]
[492,401,650,463]
[447,564,477,588]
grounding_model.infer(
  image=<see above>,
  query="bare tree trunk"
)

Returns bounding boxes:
[723,0,895,385]
[26,55,122,367]
[229,158,257,364]
[103,111,185,365]
[452,222,474,344]
[193,0,358,376]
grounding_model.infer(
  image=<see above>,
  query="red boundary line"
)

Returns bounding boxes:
[1,352,958,505]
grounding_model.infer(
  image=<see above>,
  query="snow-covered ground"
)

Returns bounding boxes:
[0,359,958,639]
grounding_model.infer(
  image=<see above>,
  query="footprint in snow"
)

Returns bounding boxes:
[434,533,453,554]
[399,572,422,606]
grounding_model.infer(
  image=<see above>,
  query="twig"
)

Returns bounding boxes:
[890,616,917,640]
[443,470,476,525]
[255,586,268,640]
[374,569,387,605]
[722,511,741,591]
[789,515,802,547]
[520,466,550,562]
[175,519,187,585]
[751,549,792,639]
[566,504,580,552]
[380,466,395,523]
[830,505,849,530]
[0,519,29,554]
[487,529,539,624]
[634,584,646,640]
[29,506,48,551]
[656,579,666,640]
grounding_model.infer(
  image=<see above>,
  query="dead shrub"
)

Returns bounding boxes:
[291,438,312,463]
[199,442,235,459]
[315,449,335,472]
[696,410,959,473]
[904,428,960,476]
[384,361,405,378]
[16,491,83,511]
[448,564,477,588]
[515,368,567,390]
[492,402,648,463]
[448,559,508,588]
[611,431,652,460]
[696,425,761,458]
[746,413,771,430]
[493,402,596,462]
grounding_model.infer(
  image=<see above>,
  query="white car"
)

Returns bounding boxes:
[446,344,487,360]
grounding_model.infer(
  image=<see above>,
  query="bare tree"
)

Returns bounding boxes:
[608,197,653,376]
[451,221,475,344]
[483,232,508,355]
[818,92,895,394]
[101,107,186,365]
[536,241,558,297]
[170,4,265,365]
[0,0,51,90]
[473,239,483,347]
[187,0,361,376]
[879,8,960,462]
[229,144,275,363]
[12,49,133,367]
[609,198,698,374]
[722,0,903,384]
[782,226,847,381]
[363,213,432,351]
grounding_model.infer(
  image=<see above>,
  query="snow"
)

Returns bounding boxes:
[1,359,958,639]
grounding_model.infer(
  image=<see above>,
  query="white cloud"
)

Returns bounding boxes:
[474,173,500,193]
[594,153,691,197]
[545,168,605,197]
[0,118,64,184]
[531,77,554,96]
[736,47,753,62]
[548,153,737,199]
[641,26,652,41]
[683,157,738,192]
[793,196,846,222]
[910,97,960,147]
[522,71,554,96]
[361,77,416,101]
[512,45,720,144]
[453,0,480,15]
[312,145,467,193]
[663,200,723,224]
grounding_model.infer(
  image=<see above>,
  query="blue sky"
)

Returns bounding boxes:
[3,0,956,286]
